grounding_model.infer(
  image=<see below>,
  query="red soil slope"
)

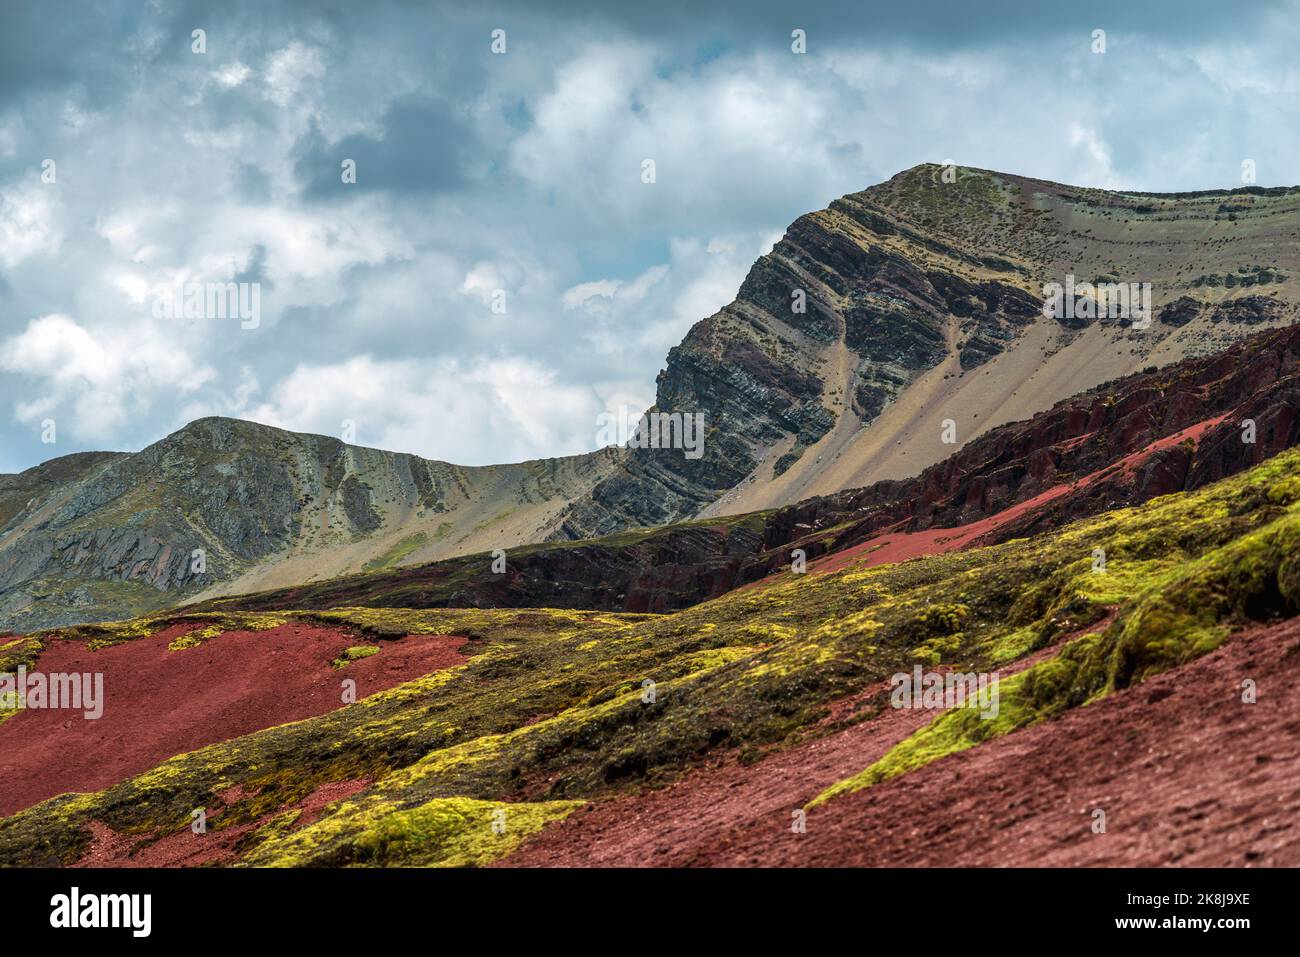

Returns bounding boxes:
[497,627,1085,867]
[503,616,1300,867]
[0,623,467,817]
[808,413,1231,576]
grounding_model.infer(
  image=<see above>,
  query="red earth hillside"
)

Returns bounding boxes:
[501,618,1300,868]
[0,622,467,817]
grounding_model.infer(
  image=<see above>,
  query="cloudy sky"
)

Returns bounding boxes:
[2,0,1299,473]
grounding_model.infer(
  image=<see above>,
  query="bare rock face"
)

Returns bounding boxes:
[203,323,1300,621]
[11,165,1300,630]
[1158,295,1204,327]
[2,420,337,628]
[546,173,1037,540]
[548,164,1300,541]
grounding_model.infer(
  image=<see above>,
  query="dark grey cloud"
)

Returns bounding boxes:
[486,0,1287,48]
[0,3,126,110]
[293,97,475,198]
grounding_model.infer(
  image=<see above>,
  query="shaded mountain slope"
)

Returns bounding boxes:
[2,442,1299,865]
[187,321,1300,620]
[188,512,770,617]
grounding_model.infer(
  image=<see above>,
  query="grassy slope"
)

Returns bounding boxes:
[3,444,1299,866]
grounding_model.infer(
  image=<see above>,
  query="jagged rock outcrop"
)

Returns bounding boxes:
[1159,295,1204,327]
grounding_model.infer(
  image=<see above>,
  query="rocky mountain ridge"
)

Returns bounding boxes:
[185,321,1300,619]
[6,163,1300,630]
[0,417,617,630]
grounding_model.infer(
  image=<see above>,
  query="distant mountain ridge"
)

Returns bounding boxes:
[6,163,1300,631]
[0,417,618,630]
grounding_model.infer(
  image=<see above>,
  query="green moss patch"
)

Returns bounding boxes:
[332,645,381,668]
[243,796,580,867]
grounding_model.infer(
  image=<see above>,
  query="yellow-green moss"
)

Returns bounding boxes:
[167,624,225,650]
[979,624,1040,665]
[47,611,296,651]
[244,796,580,867]
[332,645,381,668]
[812,493,1300,807]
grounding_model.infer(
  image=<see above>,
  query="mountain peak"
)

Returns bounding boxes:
[6,168,1300,631]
